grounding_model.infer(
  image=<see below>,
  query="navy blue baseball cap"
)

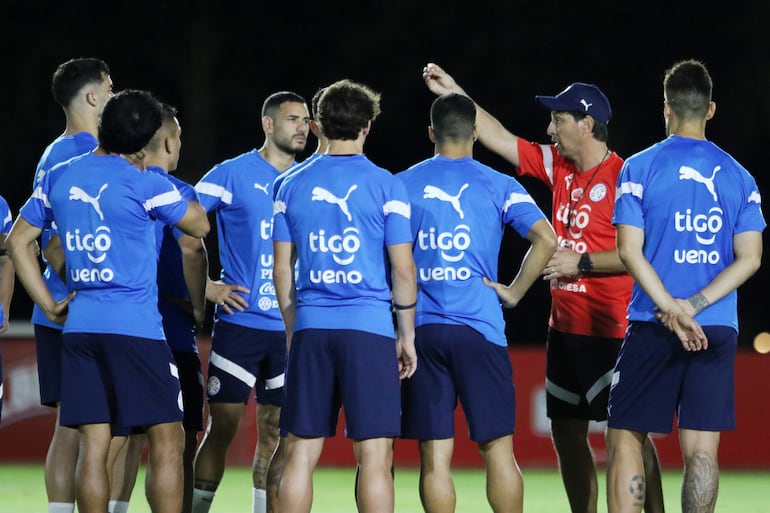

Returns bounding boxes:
[536,83,612,124]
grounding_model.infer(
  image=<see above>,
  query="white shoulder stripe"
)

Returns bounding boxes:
[539,144,554,185]
[503,192,536,213]
[3,211,12,226]
[144,189,183,212]
[273,200,287,216]
[748,190,762,205]
[195,182,233,205]
[616,181,644,200]
[383,200,411,219]
[31,186,51,208]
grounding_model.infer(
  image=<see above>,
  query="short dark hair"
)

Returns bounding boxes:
[664,59,712,121]
[568,111,609,142]
[311,87,326,119]
[145,102,179,152]
[98,90,163,154]
[51,58,110,108]
[317,79,381,141]
[430,93,476,143]
[261,91,306,117]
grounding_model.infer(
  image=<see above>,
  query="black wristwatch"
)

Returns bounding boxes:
[578,252,594,273]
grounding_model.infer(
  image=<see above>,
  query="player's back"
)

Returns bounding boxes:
[274,153,412,338]
[615,135,765,329]
[399,155,546,346]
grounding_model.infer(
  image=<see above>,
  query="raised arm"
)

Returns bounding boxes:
[423,62,521,166]
[484,218,557,307]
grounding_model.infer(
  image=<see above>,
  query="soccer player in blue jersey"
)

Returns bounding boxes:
[265,86,328,513]
[273,79,417,513]
[8,90,210,513]
[31,57,113,513]
[192,91,310,513]
[607,60,765,513]
[398,93,556,513]
[0,194,15,422]
[108,104,208,513]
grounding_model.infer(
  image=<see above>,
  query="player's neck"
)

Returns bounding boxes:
[327,137,365,155]
[259,144,296,173]
[574,142,609,172]
[62,108,98,137]
[435,141,473,159]
[667,118,708,140]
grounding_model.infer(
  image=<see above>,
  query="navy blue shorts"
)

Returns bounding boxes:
[172,350,204,432]
[60,333,183,431]
[546,328,622,421]
[401,324,516,443]
[280,329,401,440]
[35,324,64,407]
[206,320,285,406]
[608,321,737,434]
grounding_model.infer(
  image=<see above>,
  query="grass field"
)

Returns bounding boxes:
[1,464,768,512]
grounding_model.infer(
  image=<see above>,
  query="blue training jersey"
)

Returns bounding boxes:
[398,155,547,346]
[32,132,99,329]
[273,154,413,338]
[149,166,200,352]
[20,152,189,339]
[195,150,284,331]
[273,153,322,201]
[613,135,766,331]
[0,194,11,327]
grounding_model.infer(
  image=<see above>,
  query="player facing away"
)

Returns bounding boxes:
[108,104,209,513]
[8,89,210,513]
[192,91,310,513]
[398,93,556,513]
[31,58,112,513]
[265,85,328,513]
[0,194,15,422]
[272,79,417,513]
[607,60,764,513]
[422,63,664,513]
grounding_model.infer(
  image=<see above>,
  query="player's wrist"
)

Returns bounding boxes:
[687,292,710,314]
[577,252,594,274]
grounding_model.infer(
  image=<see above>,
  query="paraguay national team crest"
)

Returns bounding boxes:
[589,183,607,202]
[207,376,221,396]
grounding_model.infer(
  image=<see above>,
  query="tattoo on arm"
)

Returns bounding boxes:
[688,292,710,314]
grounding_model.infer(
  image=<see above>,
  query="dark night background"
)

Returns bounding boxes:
[1,1,768,347]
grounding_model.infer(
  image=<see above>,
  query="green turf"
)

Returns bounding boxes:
[0,464,768,512]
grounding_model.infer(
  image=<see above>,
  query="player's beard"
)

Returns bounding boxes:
[275,134,306,156]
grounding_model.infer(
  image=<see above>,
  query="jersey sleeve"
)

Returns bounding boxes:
[383,176,412,246]
[144,173,188,226]
[272,183,292,243]
[612,159,646,229]
[735,173,766,234]
[501,177,548,238]
[170,180,200,240]
[516,138,559,189]
[0,195,12,234]
[20,170,56,229]
[194,164,231,213]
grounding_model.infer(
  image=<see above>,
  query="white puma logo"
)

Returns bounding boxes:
[423,183,469,219]
[579,99,593,111]
[312,185,358,221]
[748,190,761,205]
[69,183,108,220]
[254,183,269,195]
[679,165,721,201]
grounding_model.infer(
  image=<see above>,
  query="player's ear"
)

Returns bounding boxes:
[85,89,98,108]
[428,126,436,143]
[262,115,273,135]
[705,101,716,121]
[163,136,172,155]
